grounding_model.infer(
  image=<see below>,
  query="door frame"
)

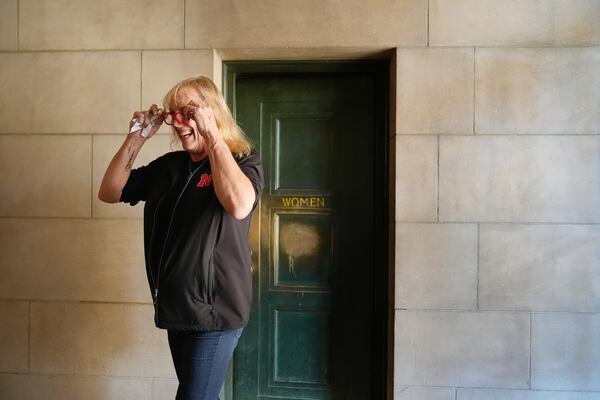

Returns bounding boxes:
[223,61,390,399]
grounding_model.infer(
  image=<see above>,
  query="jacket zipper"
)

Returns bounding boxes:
[147,190,168,305]
[153,165,203,306]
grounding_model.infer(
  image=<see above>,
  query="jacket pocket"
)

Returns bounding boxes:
[196,256,215,305]
[207,256,215,305]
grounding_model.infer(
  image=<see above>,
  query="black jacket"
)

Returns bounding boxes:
[121,150,264,331]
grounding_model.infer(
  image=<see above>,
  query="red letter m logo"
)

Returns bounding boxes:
[197,173,212,188]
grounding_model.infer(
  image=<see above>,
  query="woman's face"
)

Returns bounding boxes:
[171,88,207,159]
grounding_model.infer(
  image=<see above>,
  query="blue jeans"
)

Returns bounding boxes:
[167,328,243,400]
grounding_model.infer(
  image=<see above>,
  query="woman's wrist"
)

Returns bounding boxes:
[205,128,227,154]
[126,131,147,149]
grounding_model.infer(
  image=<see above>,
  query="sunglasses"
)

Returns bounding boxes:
[159,111,194,126]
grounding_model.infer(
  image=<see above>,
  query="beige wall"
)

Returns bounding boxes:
[0,1,599,399]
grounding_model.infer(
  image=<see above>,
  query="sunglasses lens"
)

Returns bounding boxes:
[176,112,192,125]
[162,112,192,126]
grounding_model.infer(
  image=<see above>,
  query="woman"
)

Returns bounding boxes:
[98,76,264,399]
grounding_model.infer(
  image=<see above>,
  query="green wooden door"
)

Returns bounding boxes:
[225,62,388,400]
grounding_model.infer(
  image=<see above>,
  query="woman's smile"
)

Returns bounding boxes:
[177,125,207,161]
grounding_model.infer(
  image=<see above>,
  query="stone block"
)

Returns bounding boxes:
[430,0,600,46]
[458,388,600,400]
[30,302,174,377]
[0,219,148,303]
[439,136,600,222]
[480,224,600,311]
[395,386,455,400]
[395,136,438,221]
[0,374,152,400]
[0,302,28,373]
[476,48,600,134]
[395,310,529,387]
[0,52,140,134]
[0,136,91,217]
[532,312,600,391]
[0,0,17,50]
[153,378,178,400]
[19,0,184,50]
[396,223,477,309]
[396,48,474,134]
[185,0,427,48]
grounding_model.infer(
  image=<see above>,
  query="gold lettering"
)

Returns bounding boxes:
[281,197,326,208]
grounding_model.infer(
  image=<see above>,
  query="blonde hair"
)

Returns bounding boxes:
[163,76,252,158]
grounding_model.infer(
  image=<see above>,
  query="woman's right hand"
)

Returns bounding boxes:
[129,104,163,140]
[100,105,162,203]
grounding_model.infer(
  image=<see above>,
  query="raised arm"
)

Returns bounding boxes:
[184,103,256,220]
[98,106,162,203]
[208,141,256,220]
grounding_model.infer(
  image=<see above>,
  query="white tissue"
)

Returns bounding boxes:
[129,115,158,138]
[129,121,143,134]
[144,115,159,137]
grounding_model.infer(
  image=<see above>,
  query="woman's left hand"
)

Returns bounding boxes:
[183,103,223,149]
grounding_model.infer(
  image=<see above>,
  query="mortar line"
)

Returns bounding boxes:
[427,0,430,47]
[27,301,30,373]
[16,0,20,51]
[454,387,458,400]
[529,312,533,389]
[437,135,440,222]
[395,220,600,226]
[21,299,153,306]
[454,384,600,394]
[4,44,600,54]
[473,47,476,134]
[395,307,600,314]
[0,216,143,221]
[139,51,143,109]
[0,371,174,381]
[336,133,600,137]
[90,135,94,218]
[476,223,480,310]
[0,48,191,54]
[368,383,600,394]
[0,133,153,136]
[4,215,599,225]
[0,132,597,137]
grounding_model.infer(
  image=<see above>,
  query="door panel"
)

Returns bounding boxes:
[261,100,335,400]
[274,211,332,288]
[226,63,387,400]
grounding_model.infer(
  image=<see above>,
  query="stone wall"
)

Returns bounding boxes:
[0,0,598,398]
